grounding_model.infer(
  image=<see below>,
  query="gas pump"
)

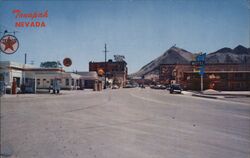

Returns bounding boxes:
[12,78,17,94]
[52,79,60,94]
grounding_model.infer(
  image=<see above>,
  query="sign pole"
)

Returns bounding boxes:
[201,74,203,92]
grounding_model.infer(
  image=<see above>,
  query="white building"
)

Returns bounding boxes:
[0,61,90,93]
[35,71,81,90]
[0,61,36,93]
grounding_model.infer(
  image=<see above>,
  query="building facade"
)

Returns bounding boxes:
[0,61,84,93]
[159,63,250,91]
[35,71,81,90]
[0,61,37,93]
[89,60,128,87]
[77,71,99,89]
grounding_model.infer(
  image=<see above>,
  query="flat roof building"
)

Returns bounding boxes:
[89,60,128,87]
[159,63,250,91]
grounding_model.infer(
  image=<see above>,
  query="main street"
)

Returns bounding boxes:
[1,88,250,158]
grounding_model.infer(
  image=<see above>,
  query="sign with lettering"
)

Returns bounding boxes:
[97,68,105,76]
[191,61,205,66]
[114,55,125,62]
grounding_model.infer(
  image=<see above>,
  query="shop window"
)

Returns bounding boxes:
[0,74,4,81]
[220,74,227,80]
[247,74,250,80]
[37,79,40,85]
[71,79,74,86]
[235,73,243,79]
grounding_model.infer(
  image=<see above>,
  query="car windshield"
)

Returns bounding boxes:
[172,84,181,89]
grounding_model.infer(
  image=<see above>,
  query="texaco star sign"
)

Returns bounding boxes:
[0,35,19,54]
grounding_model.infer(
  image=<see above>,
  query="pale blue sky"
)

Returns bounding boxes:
[0,0,249,73]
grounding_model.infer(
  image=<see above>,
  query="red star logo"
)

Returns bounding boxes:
[2,37,17,51]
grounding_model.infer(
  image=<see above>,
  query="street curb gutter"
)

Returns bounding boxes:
[192,94,218,99]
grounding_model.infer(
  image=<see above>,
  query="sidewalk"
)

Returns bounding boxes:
[0,89,103,99]
[189,89,250,99]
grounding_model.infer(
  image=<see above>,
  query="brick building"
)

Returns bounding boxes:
[159,64,250,91]
[89,60,128,87]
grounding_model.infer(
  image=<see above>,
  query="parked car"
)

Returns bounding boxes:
[140,84,146,88]
[166,85,171,90]
[156,85,166,89]
[132,83,139,88]
[112,85,119,89]
[169,84,182,94]
[150,84,166,90]
[123,84,134,88]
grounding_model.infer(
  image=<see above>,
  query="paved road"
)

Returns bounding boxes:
[1,88,250,158]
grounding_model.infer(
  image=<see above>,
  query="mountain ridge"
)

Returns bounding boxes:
[131,45,250,78]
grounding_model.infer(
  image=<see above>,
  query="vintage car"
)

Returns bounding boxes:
[169,84,182,94]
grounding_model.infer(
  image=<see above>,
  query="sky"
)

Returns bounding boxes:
[0,0,249,73]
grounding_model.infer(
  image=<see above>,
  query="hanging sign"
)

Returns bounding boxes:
[0,34,19,54]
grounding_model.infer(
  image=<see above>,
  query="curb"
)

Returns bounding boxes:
[192,94,219,99]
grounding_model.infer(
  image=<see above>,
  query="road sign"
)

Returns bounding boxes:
[192,52,206,92]
[114,55,125,62]
[0,34,19,54]
[97,68,104,76]
[199,67,205,76]
[63,58,72,67]
[191,61,205,66]
[196,53,206,61]
[193,66,205,75]
[193,68,199,72]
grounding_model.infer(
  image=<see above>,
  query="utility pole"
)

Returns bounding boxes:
[24,53,27,64]
[103,43,108,89]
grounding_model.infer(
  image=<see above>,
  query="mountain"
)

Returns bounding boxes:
[206,45,250,64]
[131,45,250,78]
[131,46,193,77]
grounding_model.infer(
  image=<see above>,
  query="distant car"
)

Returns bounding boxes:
[169,84,182,94]
[166,85,171,90]
[123,84,134,88]
[112,85,119,89]
[150,85,166,90]
[156,85,166,89]
[132,83,138,88]
[150,85,155,89]
[140,85,146,88]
